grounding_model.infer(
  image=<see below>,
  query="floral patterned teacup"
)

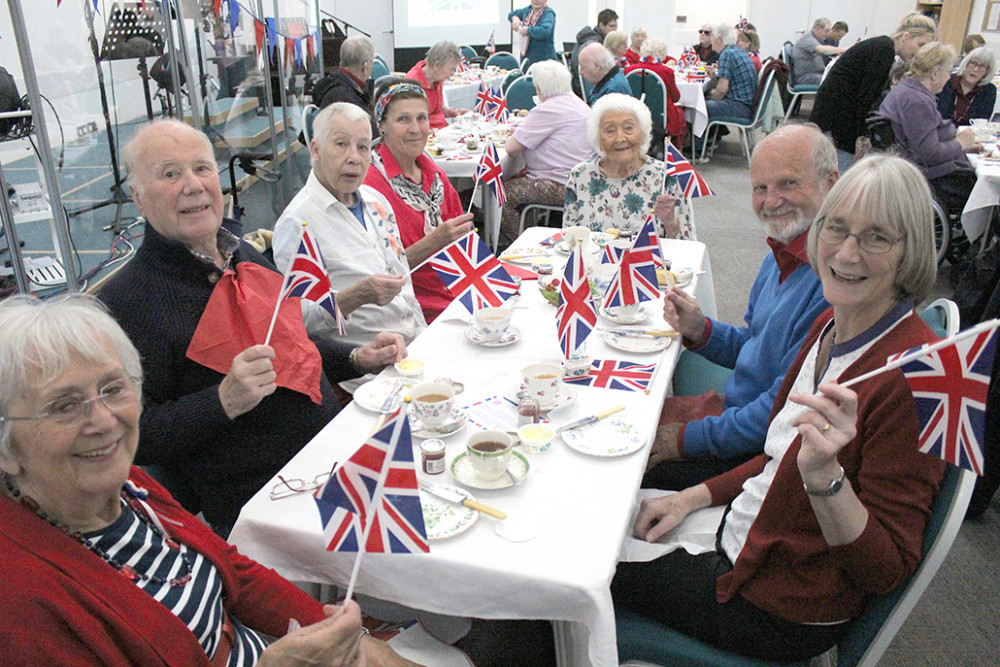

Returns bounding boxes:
[410,381,455,428]
[521,363,562,408]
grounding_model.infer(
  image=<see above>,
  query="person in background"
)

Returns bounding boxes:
[604,30,629,67]
[625,27,647,65]
[960,33,987,62]
[578,41,632,104]
[693,23,719,65]
[571,7,619,97]
[563,93,694,239]
[824,21,849,49]
[878,42,981,217]
[699,23,757,153]
[625,37,687,146]
[508,0,558,71]
[498,60,595,249]
[309,35,378,137]
[644,125,834,489]
[405,42,468,129]
[810,11,937,173]
[0,295,421,667]
[615,153,945,664]
[937,46,998,128]
[737,29,762,72]
[364,79,475,323]
[791,18,846,86]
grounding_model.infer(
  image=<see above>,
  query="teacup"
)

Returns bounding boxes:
[410,381,455,428]
[564,225,590,251]
[609,302,642,320]
[971,118,987,127]
[589,263,617,301]
[473,306,512,342]
[522,363,563,407]
[466,430,514,480]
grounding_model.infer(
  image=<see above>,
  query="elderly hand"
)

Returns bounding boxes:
[430,214,475,250]
[789,382,858,489]
[662,288,706,343]
[646,422,684,472]
[219,345,277,420]
[511,16,522,30]
[519,26,529,36]
[653,193,680,239]
[956,128,982,153]
[256,601,363,667]
[633,484,711,543]
[338,274,407,315]
[353,332,407,373]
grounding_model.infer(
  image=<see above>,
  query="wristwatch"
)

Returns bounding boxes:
[803,466,845,497]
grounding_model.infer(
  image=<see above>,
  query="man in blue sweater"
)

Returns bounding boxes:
[644,124,837,489]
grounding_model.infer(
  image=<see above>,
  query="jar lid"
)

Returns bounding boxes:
[421,439,446,454]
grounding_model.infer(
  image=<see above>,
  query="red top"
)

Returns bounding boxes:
[406,60,448,129]
[624,48,641,65]
[624,61,686,139]
[365,142,464,322]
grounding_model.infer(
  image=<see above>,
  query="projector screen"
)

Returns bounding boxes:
[393,0,510,48]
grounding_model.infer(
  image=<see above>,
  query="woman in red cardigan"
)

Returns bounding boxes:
[612,155,946,662]
[625,37,686,146]
[0,295,419,666]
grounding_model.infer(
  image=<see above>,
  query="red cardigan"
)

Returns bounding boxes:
[0,467,326,666]
[406,61,447,129]
[705,309,946,624]
[624,61,686,140]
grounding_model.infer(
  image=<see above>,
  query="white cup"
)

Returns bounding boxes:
[473,307,512,342]
[564,225,590,251]
[410,381,455,428]
[521,363,563,407]
[609,302,642,320]
[466,430,514,480]
[971,118,987,127]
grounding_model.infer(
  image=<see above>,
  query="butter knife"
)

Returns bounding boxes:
[421,484,507,520]
[555,405,626,433]
[598,328,679,338]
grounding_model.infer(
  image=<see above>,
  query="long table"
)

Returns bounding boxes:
[229,226,716,666]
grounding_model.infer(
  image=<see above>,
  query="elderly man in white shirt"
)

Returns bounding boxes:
[273,103,426,390]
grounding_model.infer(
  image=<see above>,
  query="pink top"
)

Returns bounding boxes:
[512,91,596,184]
[406,61,448,129]
[364,142,463,322]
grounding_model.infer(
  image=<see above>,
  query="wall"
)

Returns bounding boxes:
[971,0,1000,53]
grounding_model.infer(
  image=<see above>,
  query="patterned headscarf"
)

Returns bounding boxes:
[374,83,426,124]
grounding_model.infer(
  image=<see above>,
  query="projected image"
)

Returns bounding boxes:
[409,0,497,27]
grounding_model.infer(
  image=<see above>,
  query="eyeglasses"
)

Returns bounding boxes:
[698,30,712,35]
[817,219,904,255]
[967,61,988,70]
[269,470,334,500]
[0,378,139,426]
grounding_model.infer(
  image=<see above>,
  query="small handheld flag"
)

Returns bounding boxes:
[474,80,491,115]
[680,46,698,69]
[485,30,496,55]
[476,140,507,207]
[665,140,716,199]
[426,232,519,313]
[556,248,598,358]
[602,224,661,309]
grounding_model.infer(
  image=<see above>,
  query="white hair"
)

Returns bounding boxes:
[587,93,652,156]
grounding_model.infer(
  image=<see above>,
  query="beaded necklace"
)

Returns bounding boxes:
[2,474,194,588]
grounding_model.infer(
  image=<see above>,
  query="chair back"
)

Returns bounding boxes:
[486,51,520,70]
[374,54,388,70]
[920,298,960,338]
[459,44,477,61]
[374,74,396,91]
[749,70,776,128]
[301,103,319,146]
[506,76,537,111]
[501,69,523,94]
[371,59,390,81]
[626,70,667,130]
[782,41,796,87]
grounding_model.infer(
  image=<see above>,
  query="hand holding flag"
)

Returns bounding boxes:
[422,231,519,313]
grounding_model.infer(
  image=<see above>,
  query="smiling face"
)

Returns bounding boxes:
[311,113,372,204]
[380,97,431,166]
[129,125,224,257]
[0,342,139,530]
[598,110,644,168]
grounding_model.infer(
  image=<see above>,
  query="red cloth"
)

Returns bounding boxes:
[406,60,447,129]
[765,229,810,283]
[0,467,325,666]
[186,261,323,404]
[624,48,641,65]
[364,143,464,322]
[624,61,686,139]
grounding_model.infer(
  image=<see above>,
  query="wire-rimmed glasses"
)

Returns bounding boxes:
[269,470,334,500]
[0,377,140,427]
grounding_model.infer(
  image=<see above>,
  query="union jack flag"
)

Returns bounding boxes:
[279,226,346,335]
[556,248,597,357]
[891,324,998,475]
[428,231,518,313]
[485,30,496,55]
[679,46,698,69]
[564,359,658,392]
[457,57,471,73]
[314,405,429,553]
[665,141,715,199]
[487,84,509,123]
[601,243,626,264]
[474,80,492,115]
[602,225,661,309]
[639,215,665,270]
[476,140,507,206]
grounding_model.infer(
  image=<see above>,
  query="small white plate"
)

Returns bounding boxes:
[450,451,531,490]
[600,304,654,325]
[560,416,647,457]
[499,247,550,264]
[410,407,469,438]
[464,325,521,347]
[353,377,421,412]
[506,383,577,412]
[419,485,478,540]
[603,331,674,353]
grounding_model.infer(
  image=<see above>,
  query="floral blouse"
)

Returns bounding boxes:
[563,155,696,239]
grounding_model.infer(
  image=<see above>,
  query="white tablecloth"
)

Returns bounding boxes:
[964,150,1000,242]
[444,72,508,111]
[229,226,717,667]
[677,80,709,138]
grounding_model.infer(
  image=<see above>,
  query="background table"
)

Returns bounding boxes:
[229,227,717,666]
[444,71,508,111]
[964,150,1000,243]
[676,80,709,138]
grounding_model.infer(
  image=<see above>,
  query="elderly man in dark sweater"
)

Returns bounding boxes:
[100,119,405,536]
[310,36,378,137]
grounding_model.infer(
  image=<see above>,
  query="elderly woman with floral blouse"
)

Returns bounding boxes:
[563,93,695,239]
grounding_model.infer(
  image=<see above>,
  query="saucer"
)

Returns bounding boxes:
[465,325,521,347]
[560,416,647,457]
[450,451,530,490]
[506,383,577,412]
[603,331,674,353]
[419,485,478,540]
[353,377,421,412]
[410,407,469,438]
[600,304,653,325]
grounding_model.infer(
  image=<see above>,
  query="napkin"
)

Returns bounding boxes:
[618,489,726,562]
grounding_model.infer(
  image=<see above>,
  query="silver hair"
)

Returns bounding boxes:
[714,24,737,47]
[0,294,143,458]
[426,41,461,68]
[529,60,572,98]
[812,18,831,31]
[630,27,647,44]
[311,103,372,165]
[640,38,669,62]
[958,46,998,86]
[121,119,215,196]
[581,42,616,74]
[340,36,375,69]
[587,93,653,156]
